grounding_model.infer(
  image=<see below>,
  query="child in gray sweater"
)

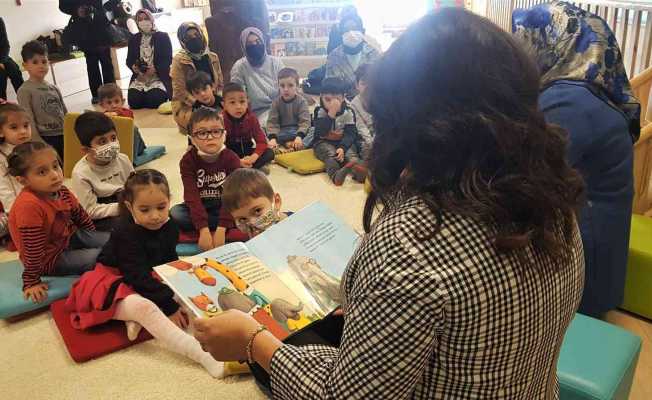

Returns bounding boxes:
[266,68,310,153]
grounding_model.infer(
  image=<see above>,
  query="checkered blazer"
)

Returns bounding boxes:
[270,196,584,399]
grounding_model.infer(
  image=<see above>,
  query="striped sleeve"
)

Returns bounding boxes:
[19,225,47,289]
[64,188,95,231]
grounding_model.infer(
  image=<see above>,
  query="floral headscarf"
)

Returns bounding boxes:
[135,9,157,34]
[177,22,208,61]
[512,1,641,141]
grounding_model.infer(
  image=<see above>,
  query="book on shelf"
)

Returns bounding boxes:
[153,201,360,341]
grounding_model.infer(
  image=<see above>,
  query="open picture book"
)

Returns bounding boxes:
[153,202,360,341]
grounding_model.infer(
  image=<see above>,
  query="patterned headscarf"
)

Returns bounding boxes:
[177,22,208,61]
[135,9,157,35]
[240,27,266,66]
[512,1,641,141]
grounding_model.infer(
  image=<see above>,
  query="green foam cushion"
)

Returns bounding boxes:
[133,145,166,167]
[621,214,652,319]
[557,313,641,400]
[275,149,325,175]
[0,259,78,319]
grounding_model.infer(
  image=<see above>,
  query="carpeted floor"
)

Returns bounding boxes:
[1,107,651,400]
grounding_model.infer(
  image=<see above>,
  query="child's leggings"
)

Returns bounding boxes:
[113,294,224,378]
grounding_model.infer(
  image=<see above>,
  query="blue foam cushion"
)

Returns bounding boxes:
[0,260,78,319]
[176,243,201,257]
[557,313,641,400]
[134,145,166,167]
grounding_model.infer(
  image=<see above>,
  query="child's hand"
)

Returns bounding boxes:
[240,158,253,168]
[104,111,118,117]
[23,283,49,303]
[198,228,214,251]
[169,309,189,330]
[268,138,278,149]
[335,148,345,162]
[293,137,304,150]
[327,98,342,118]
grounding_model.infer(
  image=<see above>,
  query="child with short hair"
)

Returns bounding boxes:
[221,168,290,238]
[70,112,135,231]
[186,71,222,111]
[97,83,146,157]
[170,107,244,251]
[66,169,225,378]
[8,141,109,303]
[221,82,274,173]
[349,64,374,160]
[266,67,310,153]
[16,40,66,159]
[313,77,364,186]
[0,103,32,214]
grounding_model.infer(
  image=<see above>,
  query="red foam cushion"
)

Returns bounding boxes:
[50,299,152,363]
[178,231,199,243]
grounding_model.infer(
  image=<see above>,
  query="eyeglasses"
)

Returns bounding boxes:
[191,129,226,140]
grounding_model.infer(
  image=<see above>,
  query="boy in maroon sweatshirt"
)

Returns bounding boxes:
[170,107,246,251]
[221,82,274,174]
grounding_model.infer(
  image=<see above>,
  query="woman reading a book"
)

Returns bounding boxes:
[194,8,585,399]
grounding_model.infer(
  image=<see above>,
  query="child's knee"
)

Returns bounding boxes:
[125,295,159,317]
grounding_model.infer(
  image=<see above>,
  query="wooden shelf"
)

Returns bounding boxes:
[268,2,351,11]
[271,37,329,43]
[271,20,336,27]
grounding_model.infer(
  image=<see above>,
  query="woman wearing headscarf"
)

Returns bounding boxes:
[230,27,284,128]
[126,9,172,109]
[170,22,223,134]
[325,13,380,98]
[513,1,640,318]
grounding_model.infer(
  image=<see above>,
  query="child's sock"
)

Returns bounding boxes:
[114,294,225,378]
[333,162,354,186]
[125,320,143,341]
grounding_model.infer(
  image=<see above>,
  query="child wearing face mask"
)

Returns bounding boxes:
[230,27,285,128]
[97,83,147,157]
[8,141,109,303]
[71,112,135,232]
[65,169,226,379]
[221,168,291,239]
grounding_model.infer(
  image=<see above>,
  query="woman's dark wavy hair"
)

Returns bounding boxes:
[364,8,585,260]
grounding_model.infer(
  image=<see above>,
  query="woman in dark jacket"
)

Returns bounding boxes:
[513,1,641,317]
[126,9,172,109]
[59,0,115,104]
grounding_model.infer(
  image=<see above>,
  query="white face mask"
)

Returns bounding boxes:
[138,20,153,33]
[94,141,120,163]
[342,30,364,48]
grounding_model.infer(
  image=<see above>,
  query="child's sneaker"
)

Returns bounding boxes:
[332,162,354,186]
[351,162,368,183]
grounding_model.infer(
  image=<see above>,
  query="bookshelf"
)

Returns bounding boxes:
[267,0,353,57]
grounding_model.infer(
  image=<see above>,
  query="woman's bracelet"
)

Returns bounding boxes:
[246,325,268,364]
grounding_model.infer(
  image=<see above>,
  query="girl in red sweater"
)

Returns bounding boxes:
[8,142,109,303]
[65,169,224,378]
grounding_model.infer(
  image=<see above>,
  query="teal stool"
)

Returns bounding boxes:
[557,313,641,400]
[0,259,78,319]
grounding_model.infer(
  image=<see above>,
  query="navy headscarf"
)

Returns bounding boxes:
[512,1,641,141]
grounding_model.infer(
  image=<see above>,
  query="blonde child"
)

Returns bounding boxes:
[221,168,290,238]
[0,103,32,223]
[65,169,225,378]
[8,142,109,303]
[266,68,310,153]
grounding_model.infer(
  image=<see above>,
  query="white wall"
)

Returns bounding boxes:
[1,0,185,62]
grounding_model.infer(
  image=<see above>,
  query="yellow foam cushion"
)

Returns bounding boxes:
[274,149,325,175]
[63,113,134,178]
[157,101,173,115]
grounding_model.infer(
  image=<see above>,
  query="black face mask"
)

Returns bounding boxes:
[246,43,266,65]
[185,37,204,54]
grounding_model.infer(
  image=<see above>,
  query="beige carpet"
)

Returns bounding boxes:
[0,126,367,400]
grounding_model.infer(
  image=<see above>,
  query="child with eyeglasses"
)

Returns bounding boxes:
[170,107,244,251]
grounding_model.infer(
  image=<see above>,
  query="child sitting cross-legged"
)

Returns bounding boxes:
[349,63,374,161]
[221,168,291,239]
[170,107,245,251]
[313,77,365,186]
[8,141,110,303]
[70,112,134,232]
[97,83,147,157]
[65,169,225,378]
[221,82,274,174]
[266,67,310,154]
